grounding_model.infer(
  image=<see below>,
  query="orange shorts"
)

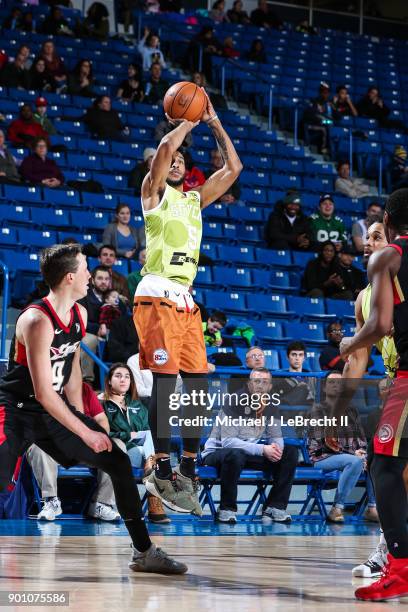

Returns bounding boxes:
[133,274,207,375]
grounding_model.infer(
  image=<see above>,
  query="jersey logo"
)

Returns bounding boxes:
[50,341,80,361]
[75,323,81,333]
[377,424,394,444]
[55,328,63,335]
[153,348,168,366]
[170,252,198,267]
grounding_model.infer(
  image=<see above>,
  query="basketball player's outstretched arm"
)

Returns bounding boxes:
[341,290,371,379]
[340,248,399,360]
[142,119,199,211]
[197,91,243,209]
[21,309,112,454]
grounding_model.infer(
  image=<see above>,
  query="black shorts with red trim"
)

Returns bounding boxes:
[0,393,105,492]
[374,372,408,459]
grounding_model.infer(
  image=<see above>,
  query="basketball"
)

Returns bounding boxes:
[163,81,207,123]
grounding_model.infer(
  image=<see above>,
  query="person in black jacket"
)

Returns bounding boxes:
[0,53,29,89]
[264,193,312,250]
[83,95,128,141]
[105,314,139,363]
[356,86,406,132]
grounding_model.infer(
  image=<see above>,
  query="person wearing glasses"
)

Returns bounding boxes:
[319,322,347,373]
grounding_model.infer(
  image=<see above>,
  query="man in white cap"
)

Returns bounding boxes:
[128,147,157,195]
[33,97,56,136]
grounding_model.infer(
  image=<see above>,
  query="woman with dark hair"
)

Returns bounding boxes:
[182,151,205,192]
[102,363,170,523]
[102,203,145,259]
[302,240,343,298]
[39,40,67,91]
[28,58,56,92]
[246,38,267,63]
[68,59,95,97]
[227,0,250,24]
[210,0,227,23]
[83,95,127,140]
[80,1,109,40]
[117,64,144,102]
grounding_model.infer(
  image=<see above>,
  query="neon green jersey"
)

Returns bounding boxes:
[361,284,397,377]
[141,184,202,286]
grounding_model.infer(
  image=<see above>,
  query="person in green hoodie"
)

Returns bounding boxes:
[33,97,56,136]
[102,362,170,523]
[309,194,347,250]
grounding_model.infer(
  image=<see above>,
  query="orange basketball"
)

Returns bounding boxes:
[163,81,206,123]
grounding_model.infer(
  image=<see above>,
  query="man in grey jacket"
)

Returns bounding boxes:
[202,368,298,524]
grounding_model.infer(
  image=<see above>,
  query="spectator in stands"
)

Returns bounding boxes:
[391,145,408,190]
[302,240,355,299]
[202,368,298,523]
[138,27,166,71]
[33,97,56,136]
[204,149,241,204]
[332,85,358,119]
[296,19,317,34]
[245,39,267,64]
[39,41,67,93]
[319,322,346,372]
[0,129,21,183]
[98,290,122,338]
[83,95,129,141]
[228,345,266,393]
[303,82,333,154]
[351,202,383,253]
[41,6,74,36]
[188,26,223,81]
[144,62,169,105]
[102,363,170,523]
[0,52,29,89]
[336,244,365,299]
[183,151,206,191]
[356,86,390,125]
[307,372,378,523]
[264,192,312,250]
[67,59,96,97]
[17,44,33,70]
[210,0,227,23]
[155,118,192,148]
[203,311,227,347]
[27,382,120,522]
[28,58,55,92]
[309,194,347,250]
[79,1,109,40]
[20,137,64,188]
[223,36,240,59]
[106,314,139,363]
[20,12,35,33]
[227,0,250,25]
[79,265,113,383]
[117,63,144,102]
[191,72,227,110]
[335,161,370,199]
[128,148,156,195]
[127,248,147,303]
[103,203,145,259]
[275,341,314,405]
[2,7,23,31]
[251,0,282,28]
[98,244,130,301]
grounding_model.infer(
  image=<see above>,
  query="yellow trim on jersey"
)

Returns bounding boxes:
[393,275,405,303]
[393,399,408,456]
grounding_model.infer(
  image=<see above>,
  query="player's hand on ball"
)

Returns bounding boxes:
[83,430,112,453]
[200,88,217,123]
[339,336,354,359]
[165,113,199,129]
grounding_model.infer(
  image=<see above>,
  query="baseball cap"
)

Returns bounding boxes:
[283,193,301,206]
[394,145,407,159]
[35,97,47,107]
[319,194,334,205]
[320,81,330,90]
[340,244,355,255]
[143,147,157,161]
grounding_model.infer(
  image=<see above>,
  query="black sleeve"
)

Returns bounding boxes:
[302,260,320,292]
[106,317,139,363]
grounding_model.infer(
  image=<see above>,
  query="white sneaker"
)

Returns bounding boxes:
[37,497,62,521]
[217,508,237,523]
[88,502,120,521]
[262,506,292,524]
[352,541,388,578]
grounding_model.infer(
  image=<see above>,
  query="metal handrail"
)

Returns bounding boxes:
[0,260,10,360]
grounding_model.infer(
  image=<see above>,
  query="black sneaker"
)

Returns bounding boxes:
[129,544,188,575]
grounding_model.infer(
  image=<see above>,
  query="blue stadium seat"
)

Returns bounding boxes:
[286,296,334,321]
[43,188,81,207]
[112,260,129,275]
[4,184,42,203]
[269,271,299,292]
[0,204,31,225]
[18,228,57,248]
[0,250,40,273]
[205,290,247,314]
[195,266,213,287]
[200,242,219,260]
[0,227,18,247]
[34,208,71,228]
[284,322,326,344]
[251,320,285,341]
[236,224,262,243]
[255,248,292,268]
[248,293,289,317]
[222,245,254,265]
[203,222,223,240]
[72,210,108,231]
[263,349,280,371]
[81,192,118,210]
[213,266,252,289]
[325,299,355,320]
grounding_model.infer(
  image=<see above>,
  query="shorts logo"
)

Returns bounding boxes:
[153,349,168,366]
[164,290,169,298]
[378,424,394,443]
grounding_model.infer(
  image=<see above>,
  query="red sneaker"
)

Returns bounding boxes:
[355,554,408,601]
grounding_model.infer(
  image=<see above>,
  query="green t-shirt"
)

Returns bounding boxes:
[142,184,202,286]
[310,212,347,245]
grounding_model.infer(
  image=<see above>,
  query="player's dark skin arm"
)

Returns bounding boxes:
[340,247,400,359]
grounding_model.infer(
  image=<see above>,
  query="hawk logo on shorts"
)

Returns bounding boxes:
[377,424,394,444]
[164,290,169,298]
[153,349,168,366]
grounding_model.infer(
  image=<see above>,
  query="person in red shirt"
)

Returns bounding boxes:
[7,104,49,147]
[182,150,205,191]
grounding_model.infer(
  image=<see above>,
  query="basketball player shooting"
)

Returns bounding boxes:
[339,189,408,601]
[134,89,242,515]
[0,244,187,575]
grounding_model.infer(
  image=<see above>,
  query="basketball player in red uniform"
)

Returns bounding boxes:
[0,244,187,575]
[340,189,408,600]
